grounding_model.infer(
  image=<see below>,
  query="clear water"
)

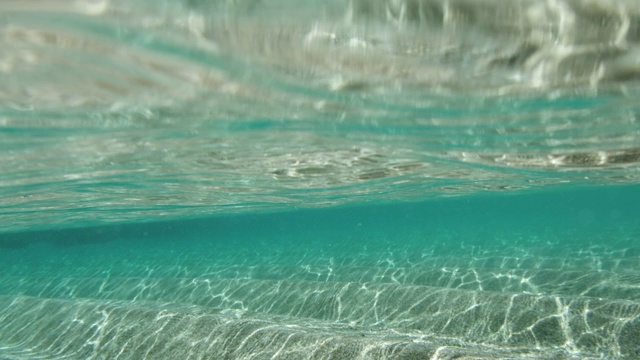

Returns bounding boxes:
[1,1,640,359]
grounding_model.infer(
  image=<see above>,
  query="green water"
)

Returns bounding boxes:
[2,0,640,359]
[2,186,640,359]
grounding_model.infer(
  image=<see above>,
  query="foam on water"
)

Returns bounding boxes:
[1,1,640,359]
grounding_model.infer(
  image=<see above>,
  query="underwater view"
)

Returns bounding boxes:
[1,0,640,359]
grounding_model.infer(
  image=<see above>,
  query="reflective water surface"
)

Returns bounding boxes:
[2,0,640,232]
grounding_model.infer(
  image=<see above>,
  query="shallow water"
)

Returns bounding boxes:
[1,1,640,359]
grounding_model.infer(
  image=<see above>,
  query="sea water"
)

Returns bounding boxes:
[1,1,640,359]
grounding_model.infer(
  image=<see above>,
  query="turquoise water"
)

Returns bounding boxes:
[2,1,640,359]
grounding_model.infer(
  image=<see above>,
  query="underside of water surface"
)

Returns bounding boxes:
[1,0,640,359]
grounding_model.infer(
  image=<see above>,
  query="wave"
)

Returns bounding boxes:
[0,0,639,232]
[190,0,640,92]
